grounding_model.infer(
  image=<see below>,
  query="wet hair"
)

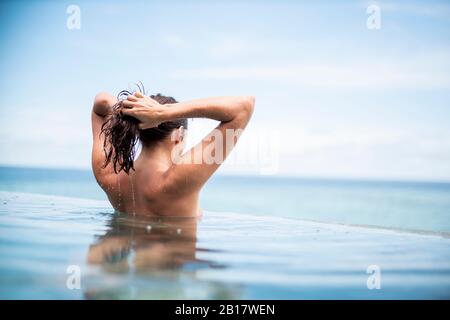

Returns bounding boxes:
[101,83,187,174]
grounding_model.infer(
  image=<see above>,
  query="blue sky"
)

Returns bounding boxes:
[0,0,450,181]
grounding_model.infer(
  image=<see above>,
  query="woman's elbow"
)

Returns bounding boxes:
[242,96,255,116]
[94,92,113,107]
[234,96,255,126]
[93,92,115,116]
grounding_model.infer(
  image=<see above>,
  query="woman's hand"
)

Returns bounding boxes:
[121,92,168,129]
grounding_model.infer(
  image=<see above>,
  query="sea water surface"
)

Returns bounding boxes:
[0,166,450,299]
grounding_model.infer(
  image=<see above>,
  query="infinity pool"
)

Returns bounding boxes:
[1,191,449,299]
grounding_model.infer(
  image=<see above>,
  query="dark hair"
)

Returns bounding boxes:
[101,85,187,174]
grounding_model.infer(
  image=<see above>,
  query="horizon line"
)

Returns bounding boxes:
[1,163,450,185]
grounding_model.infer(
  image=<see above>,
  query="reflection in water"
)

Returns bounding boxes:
[84,212,240,299]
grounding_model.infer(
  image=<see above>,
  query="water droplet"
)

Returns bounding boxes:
[146,225,152,232]
[130,173,136,216]
[177,228,182,235]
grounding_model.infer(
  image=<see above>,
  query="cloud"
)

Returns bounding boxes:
[169,63,450,90]
[208,37,253,60]
[163,34,186,49]
[361,1,450,17]
[0,107,91,168]
[179,119,450,180]
[275,125,450,181]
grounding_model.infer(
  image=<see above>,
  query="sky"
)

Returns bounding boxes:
[0,0,450,181]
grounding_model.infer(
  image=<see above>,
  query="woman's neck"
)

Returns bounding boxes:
[137,141,174,171]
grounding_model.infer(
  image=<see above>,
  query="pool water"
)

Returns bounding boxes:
[1,191,449,299]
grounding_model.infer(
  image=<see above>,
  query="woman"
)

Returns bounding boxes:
[91,86,255,216]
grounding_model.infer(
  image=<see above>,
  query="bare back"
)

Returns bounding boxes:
[103,161,201,217]
[91,92,254,217]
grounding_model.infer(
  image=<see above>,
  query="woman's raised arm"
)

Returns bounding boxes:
[122,94,254,129]
[162,96,255,125]
[122,94,255,193]
[91,92,118,187]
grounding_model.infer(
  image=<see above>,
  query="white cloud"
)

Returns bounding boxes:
[208,37,253,60]
[179,119,450,180]
[163,35,186,49]
[275,125,450,181]
[0,107,91,169]
[169,63,450,90]
[361,1,450,17]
